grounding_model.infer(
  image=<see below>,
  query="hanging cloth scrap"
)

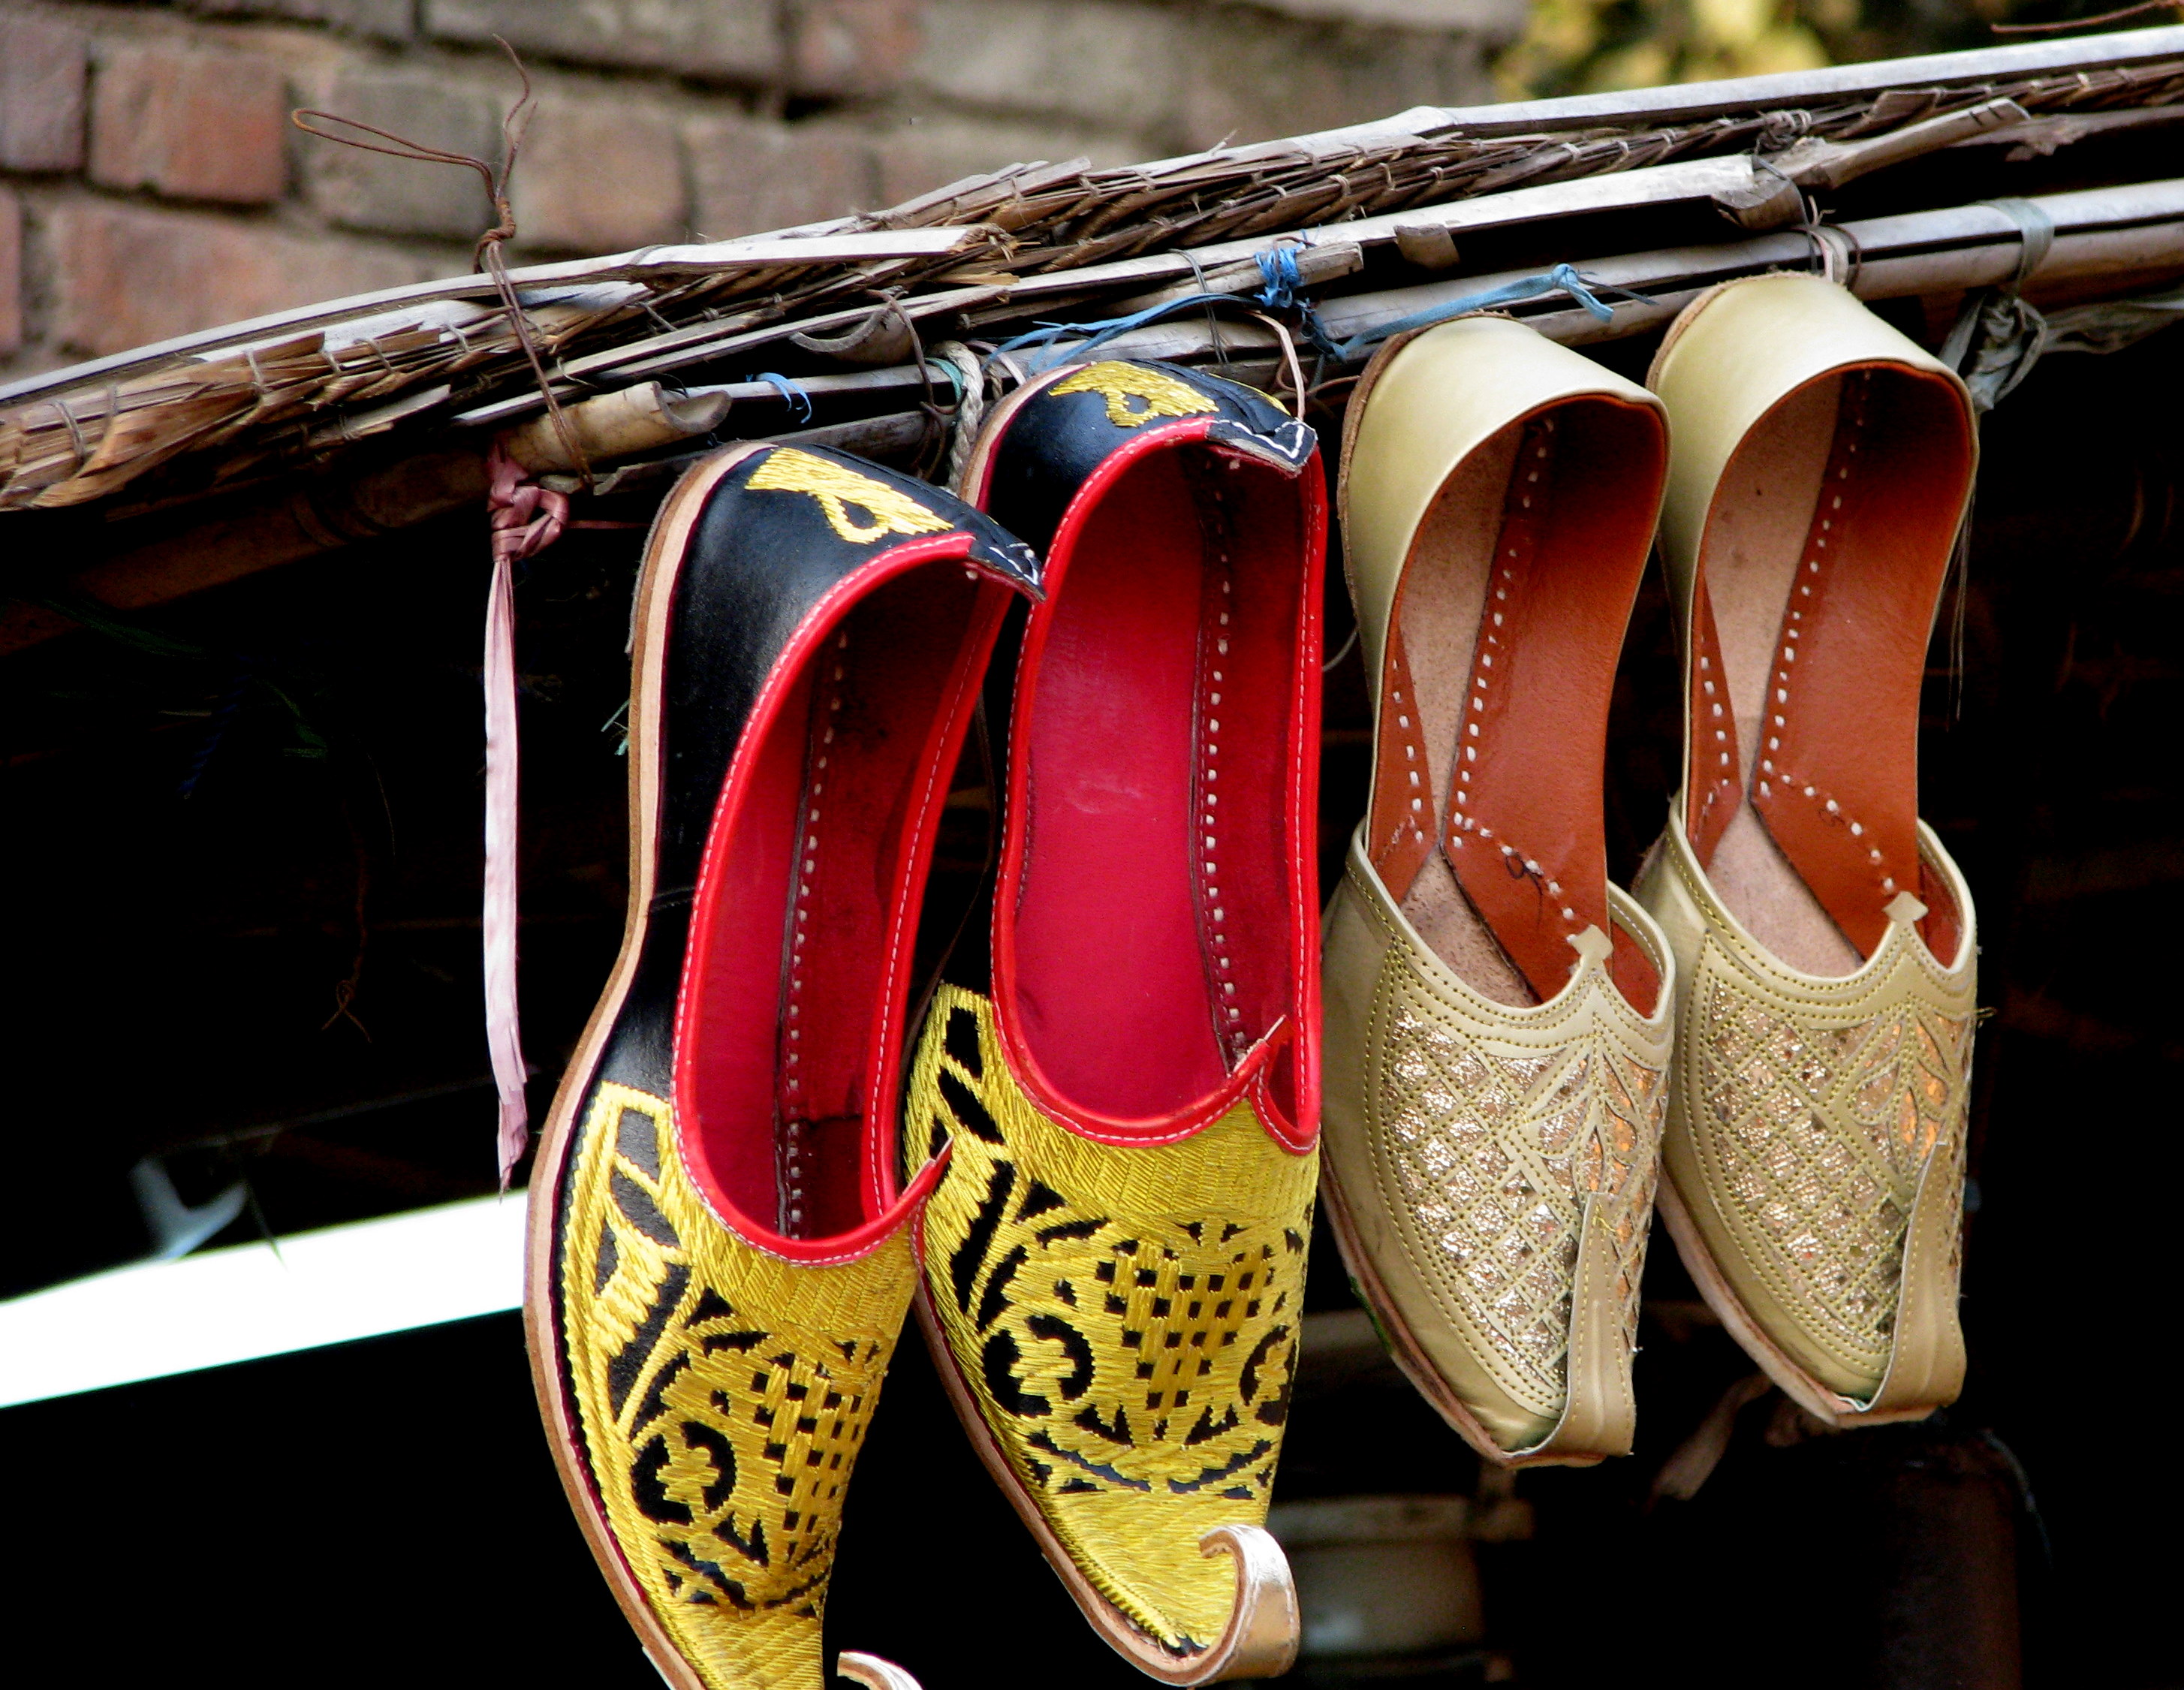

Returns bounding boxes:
[1941,197,2056,412]
[483,443,567,1185]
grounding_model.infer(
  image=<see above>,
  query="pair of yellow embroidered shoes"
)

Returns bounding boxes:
[1322,273,1981,1468]
[527,361,1327,1688]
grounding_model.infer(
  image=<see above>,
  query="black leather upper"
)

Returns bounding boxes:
[595,445,1040,1098]
[982,360,1316,556]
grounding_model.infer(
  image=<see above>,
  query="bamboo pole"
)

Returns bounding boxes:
[9,176,2184,658]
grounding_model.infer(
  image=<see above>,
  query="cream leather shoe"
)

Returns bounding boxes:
[1635,273,1978,1428]
[1323,316,1675,1468]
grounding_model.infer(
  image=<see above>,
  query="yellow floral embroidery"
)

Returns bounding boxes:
[905,987,1317,1652]
[747,447,950,544]
[559,1081,917,1690]
[1052,361,1219,429]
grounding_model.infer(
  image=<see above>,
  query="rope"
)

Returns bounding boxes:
[295,39,589,1183]
[1182,251,1230,369]
[1940,198,2056,413]
[932,341,986,493]
[1935,197,2057,721]
[988,288,1261,372]
[178,665,253,800]
[987,247,1652,385]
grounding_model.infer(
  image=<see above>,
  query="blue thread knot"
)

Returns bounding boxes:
[754,372,813,425]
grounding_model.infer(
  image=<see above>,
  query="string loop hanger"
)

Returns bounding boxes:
[293,38,588,483]
[293,36,534,275]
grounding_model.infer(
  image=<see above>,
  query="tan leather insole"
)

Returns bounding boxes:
[1686,366,1974,972]
[1370,396,1667,1011]
[1373,424,1535,1005]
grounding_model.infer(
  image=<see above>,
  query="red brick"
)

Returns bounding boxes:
[90,44,291,206]
[300,66,505,240]
[0,13,89,172]
[875,116,1120,209]
[0,186,22,357]
[47,200,436,358]
[425,0,778,82]
[788,0,922,98]
[686,116,876,240]
[510,96,685,258]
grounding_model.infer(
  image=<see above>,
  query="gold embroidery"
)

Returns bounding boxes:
[559,1082,916,1690]
[1375,979,1666,1420]
[1691,955,1973,1374]
[747,447,950,544]
[1052,362,1219,429]
[905,987,1316,1652]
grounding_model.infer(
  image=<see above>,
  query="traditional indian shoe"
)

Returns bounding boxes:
[525,441,1041,1690]
[1633,273,1979,1428]
[897,359,1325,1683]
[1320,316,1676,1469]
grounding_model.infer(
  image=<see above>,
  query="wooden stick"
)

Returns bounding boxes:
[11,174,2184,658]
[0,229,993,409]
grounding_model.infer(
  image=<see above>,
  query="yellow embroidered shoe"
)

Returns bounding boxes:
[1321,316,1676,1468]
[525,441,1041,1690]
[1634,273,1978,1427]
[899,360,1326,1683]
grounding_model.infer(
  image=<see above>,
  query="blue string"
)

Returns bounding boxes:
[754,372,813,424]
[1307,265,1653,363]
[923,358,965,406]
[178,664,252,800]
[991,243,1315,374]
[1255,245,1305,309]
[988,249,1650,375]
[990,291,1246,373]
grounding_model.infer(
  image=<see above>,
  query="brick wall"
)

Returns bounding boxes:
[0,0,1525,375]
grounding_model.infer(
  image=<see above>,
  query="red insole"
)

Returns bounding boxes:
[1011,447,1305,1122]
[679,559,1001,1239]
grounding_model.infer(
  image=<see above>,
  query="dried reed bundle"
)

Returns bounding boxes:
[8,31,2184,519]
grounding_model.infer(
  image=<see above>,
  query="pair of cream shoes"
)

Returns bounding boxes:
[1321,273,1981,1466]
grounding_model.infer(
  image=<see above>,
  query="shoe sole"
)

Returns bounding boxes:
[910,1280,1298,1684]
[520,442,839,1690]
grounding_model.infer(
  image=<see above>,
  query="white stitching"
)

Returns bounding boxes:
[779,628,851,1234]
[866,593,994,1215]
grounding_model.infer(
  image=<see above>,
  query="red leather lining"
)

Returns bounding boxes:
[676,541,1011,1253]
[1684,576,1743,865]
[1366,632,1436,901]
[1397,398,1667,1014]
[994,426,1323,1135]
[1716,366,1974,961]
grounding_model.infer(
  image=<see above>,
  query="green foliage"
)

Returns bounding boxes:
[1495,0,2026,101]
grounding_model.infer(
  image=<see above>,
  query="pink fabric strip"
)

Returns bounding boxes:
[484,444,568,1185]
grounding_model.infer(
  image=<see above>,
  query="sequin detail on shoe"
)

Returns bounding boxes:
[905,987,1317,1655]
[1373,959,1666,1423]
[558,1082,916,1690]
[1693,965,1973,1376]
